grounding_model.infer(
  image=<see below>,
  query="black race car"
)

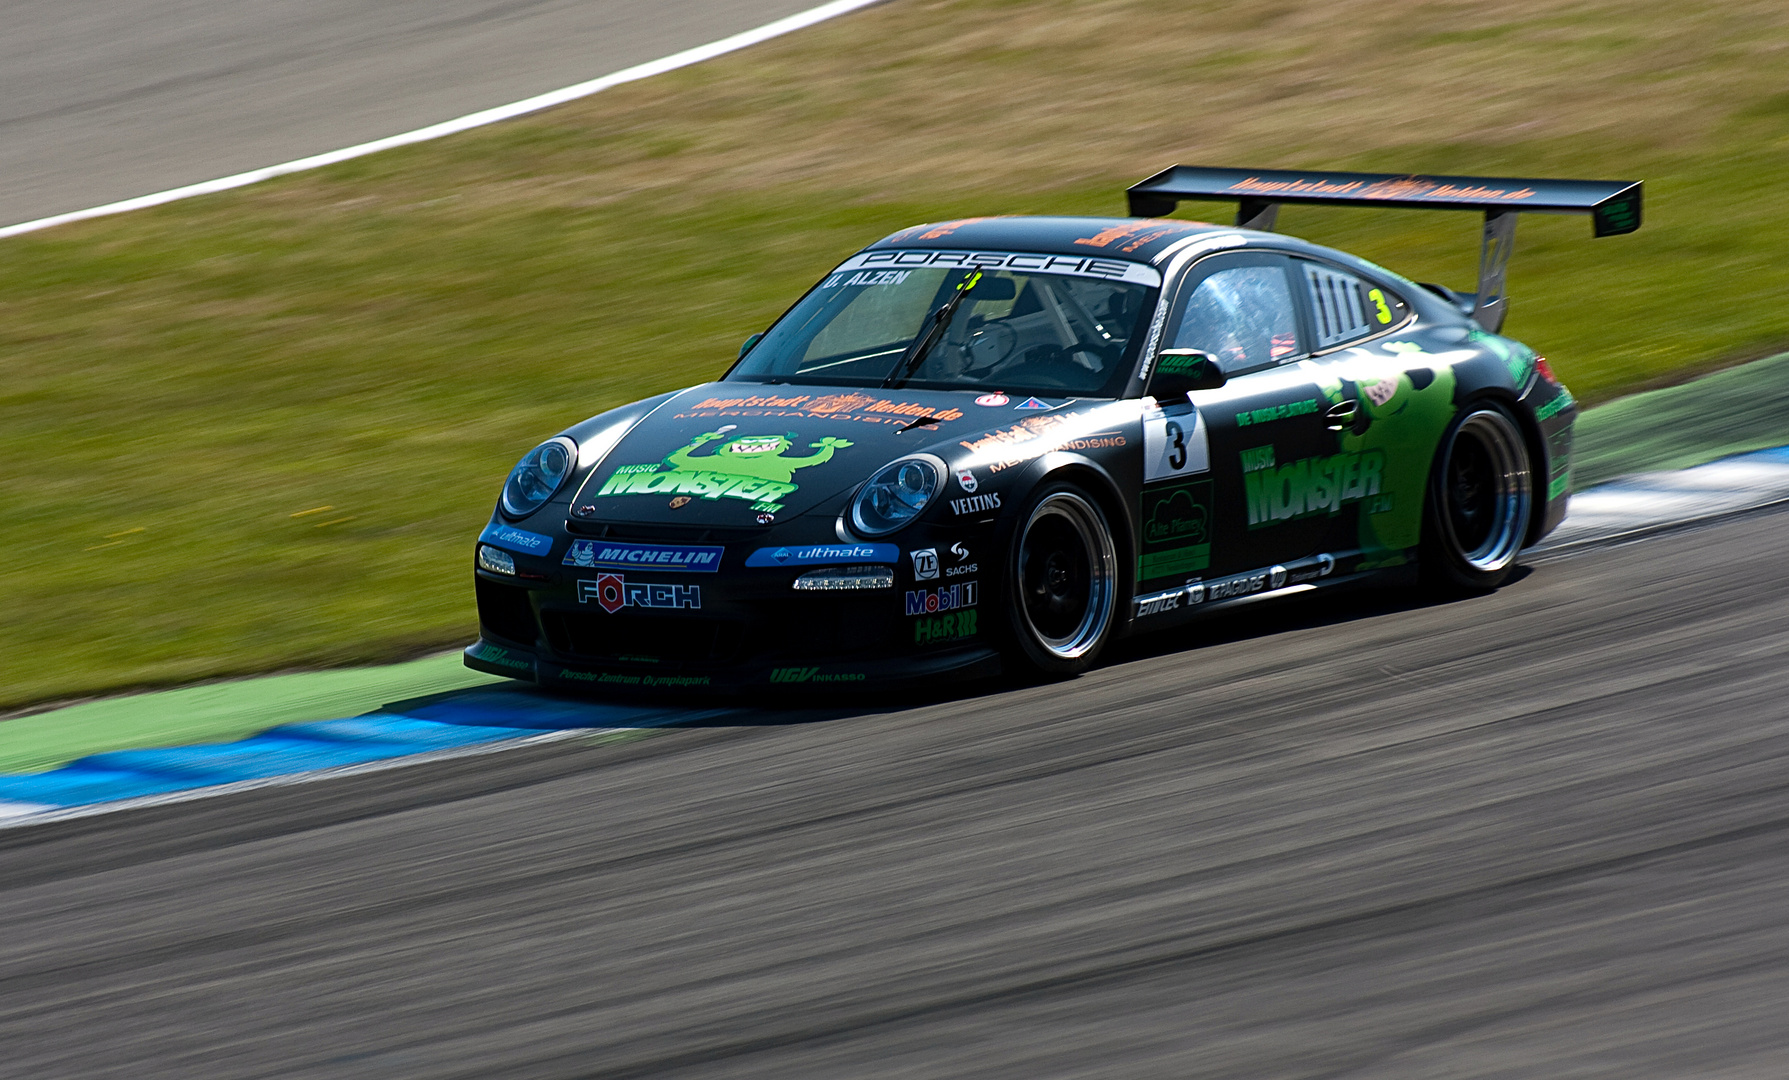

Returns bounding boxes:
[466,166,1641,691]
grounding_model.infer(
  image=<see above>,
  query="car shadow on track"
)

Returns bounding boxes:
[373,568,1530,734]
[1100,565,1532,669]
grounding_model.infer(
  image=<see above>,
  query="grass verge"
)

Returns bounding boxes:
[3,0,1788,708]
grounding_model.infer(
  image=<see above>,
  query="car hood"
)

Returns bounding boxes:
[564,383,1071,526]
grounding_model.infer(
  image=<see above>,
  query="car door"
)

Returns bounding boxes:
[1288,257,1435,570]
[1139,252,1334,588]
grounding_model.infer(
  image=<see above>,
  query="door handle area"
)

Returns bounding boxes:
[1325,400,1359,431]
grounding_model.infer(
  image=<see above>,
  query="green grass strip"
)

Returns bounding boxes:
[1574,351,1789,486]
[0,652,498,775]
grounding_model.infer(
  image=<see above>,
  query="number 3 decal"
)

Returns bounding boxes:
[1368,288,1394,325]
[1145,406,1209,481]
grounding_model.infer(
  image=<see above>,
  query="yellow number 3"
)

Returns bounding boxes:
[1368,288,1393,324]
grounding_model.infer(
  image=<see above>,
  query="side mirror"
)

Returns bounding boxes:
[739,332,765,359]
[1147,349,1226,403]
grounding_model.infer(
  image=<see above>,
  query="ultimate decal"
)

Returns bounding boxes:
[596,429,852,514]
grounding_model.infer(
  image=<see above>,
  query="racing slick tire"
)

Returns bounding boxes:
[1420,401,1533,594]
[1004,482,1120,678]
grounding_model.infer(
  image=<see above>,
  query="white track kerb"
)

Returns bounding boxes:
[0,0,884,239]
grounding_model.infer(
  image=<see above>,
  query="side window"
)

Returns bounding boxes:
[1168,264,1300,374]
[1301,262,1408,349]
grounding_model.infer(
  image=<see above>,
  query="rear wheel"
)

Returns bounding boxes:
[1420,403,1533,593]
[1005,484,1119,678]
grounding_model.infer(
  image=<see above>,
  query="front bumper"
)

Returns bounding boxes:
[467,512,1004,694]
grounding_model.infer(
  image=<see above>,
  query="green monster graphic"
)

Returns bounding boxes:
[596,428,853,513]
[1314,342,1458,566]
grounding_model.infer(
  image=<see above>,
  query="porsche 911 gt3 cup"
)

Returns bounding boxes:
[466,166,1641,690]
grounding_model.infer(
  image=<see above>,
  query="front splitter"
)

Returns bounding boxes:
[463,639,1003,695]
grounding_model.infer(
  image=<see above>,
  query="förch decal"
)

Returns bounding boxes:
[577,575,701,613]
[595,429,851,514]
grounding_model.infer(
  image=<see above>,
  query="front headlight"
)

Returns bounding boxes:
[500,436,577,519]
[849,454,944,536]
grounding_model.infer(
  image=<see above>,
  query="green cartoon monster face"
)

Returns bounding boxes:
[717,435,790,457]
[594,428,855,514]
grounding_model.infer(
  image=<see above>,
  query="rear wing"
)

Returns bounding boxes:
[1126,166,1642,333]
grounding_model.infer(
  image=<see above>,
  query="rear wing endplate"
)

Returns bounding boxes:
[1126,166,1642,332]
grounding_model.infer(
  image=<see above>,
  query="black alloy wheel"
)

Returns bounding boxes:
[1421,403,1533,592]
[1007,484,1118,677]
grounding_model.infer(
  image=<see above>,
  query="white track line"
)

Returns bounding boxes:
[1534,451,1789,555]
[0,0,883,240]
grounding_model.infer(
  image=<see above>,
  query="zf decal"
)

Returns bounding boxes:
[910,548,939,581]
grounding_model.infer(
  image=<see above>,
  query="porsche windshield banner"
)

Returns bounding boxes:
[829,250,1162,288]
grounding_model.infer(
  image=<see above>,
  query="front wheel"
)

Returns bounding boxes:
[1005,484,1119,678]
[1420,403,1533,593]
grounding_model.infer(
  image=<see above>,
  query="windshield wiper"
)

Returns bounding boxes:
[883,269,983,388]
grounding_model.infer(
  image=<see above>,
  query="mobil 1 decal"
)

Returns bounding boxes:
[1143,402,1208,482]
[1137,478,1213,582]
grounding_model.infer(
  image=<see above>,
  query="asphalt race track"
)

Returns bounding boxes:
[4,509,1787,1077]
[0,0,824,227]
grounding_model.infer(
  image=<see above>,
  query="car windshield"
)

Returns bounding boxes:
[727,251,1160,396]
